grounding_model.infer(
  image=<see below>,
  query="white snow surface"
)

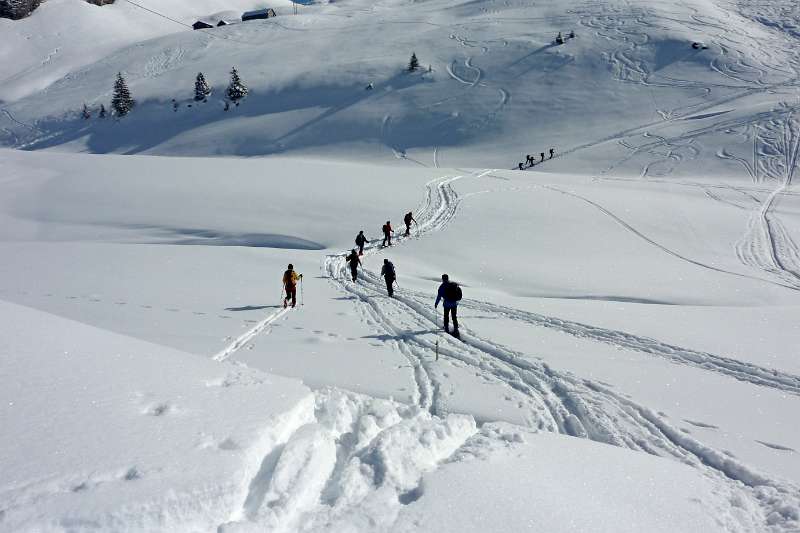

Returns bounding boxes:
[2,0,800,529]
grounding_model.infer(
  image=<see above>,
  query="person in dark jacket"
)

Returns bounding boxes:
[435,274,461,337]
[382,221,394,247]
[403,212,417,236]
[345,249,361,282]
[355,230,368,256]
[381,258,396,296]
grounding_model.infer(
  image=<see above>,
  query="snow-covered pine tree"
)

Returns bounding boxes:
[111,72,135,117]
[81,103,91,119]
[99,104,107,118]
[408,52,419,72]
[194,72,211,102]
[226,67,248,105]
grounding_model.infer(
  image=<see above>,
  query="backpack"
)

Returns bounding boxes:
[444,282,462,302]
[385,262,396,278]
[382,224,389,234]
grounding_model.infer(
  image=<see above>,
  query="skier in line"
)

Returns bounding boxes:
[355,230,369,256]
[518,162,524,171]
[526,154,534,167]
[381,258,397,297]
[345,249,361,282]
[282,264,302,308]
[382,221,394,247]
[555,32,564,45]
[549,148,555,159]
[540,151,546,162]
[435,274,462,338]
[403,211,417,236]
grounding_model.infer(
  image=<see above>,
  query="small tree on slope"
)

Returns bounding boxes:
[226,67,248,105]
[111,72,135,117]
[408,52,419,72]
[194,72,211,102]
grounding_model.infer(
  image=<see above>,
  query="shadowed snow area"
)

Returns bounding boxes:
[2,0,800,529]
[133,225,325,249]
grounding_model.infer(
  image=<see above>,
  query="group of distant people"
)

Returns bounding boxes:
[518,148,555,170]
[555,30,576,45]
[281,208,463,337]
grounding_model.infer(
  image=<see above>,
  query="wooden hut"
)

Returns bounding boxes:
[241,8,276,21]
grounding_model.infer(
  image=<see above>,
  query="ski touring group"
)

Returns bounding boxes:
[518,148,555,170]
[281,209,463,338]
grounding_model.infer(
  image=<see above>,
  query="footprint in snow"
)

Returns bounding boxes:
[756,440,796,452]
[683,419,719,430]
[146,403,170,416]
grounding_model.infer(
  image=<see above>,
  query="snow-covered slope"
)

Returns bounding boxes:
[1,147,799,530]
[2,0,800,529]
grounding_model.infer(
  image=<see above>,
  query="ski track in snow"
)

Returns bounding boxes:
[313,170,800,530]
[214,307,291,362]
[735,110,800,288]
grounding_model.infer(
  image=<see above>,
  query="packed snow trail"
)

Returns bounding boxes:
[321,170,800,530]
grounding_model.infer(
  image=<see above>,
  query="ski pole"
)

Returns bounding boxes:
[300,274,304,306]
[280,286,285,306]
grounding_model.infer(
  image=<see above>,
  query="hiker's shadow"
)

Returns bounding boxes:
[362,329,438,342]
[224,305,281,312]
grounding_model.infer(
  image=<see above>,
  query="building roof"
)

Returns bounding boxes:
[242,8,271,17]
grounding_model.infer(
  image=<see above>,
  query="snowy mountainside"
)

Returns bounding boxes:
[1,148,800,530]
[0,0,279,101]
[0,0,798,174]
[2,0,800,529]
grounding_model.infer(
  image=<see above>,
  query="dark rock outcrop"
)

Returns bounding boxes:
[0,0,43,20]
[1,0,114,19]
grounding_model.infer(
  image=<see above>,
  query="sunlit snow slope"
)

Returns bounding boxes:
[2,0,800,530]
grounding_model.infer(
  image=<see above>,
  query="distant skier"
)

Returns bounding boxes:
[365,82,374,90]
[526,154,534,167]
[382,221,394,247]
[540,152,546,162]
[549,148,555,159]
[381,258,397,297]
[282,264,302,308]
[403,212,417,236]
[569,30,575,39]
[345,249,361,282]
[355,230,369,256]
[435,274,462,338]
[555,32,564,45]
[518,162,524,171]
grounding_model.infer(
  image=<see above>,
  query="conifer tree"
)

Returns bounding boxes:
[111,72,134,117]
[226,67,248,105]
[194,72,211,102]
[408,52,419,72]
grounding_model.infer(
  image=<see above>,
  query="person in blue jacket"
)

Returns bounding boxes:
[435,274,462,337]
